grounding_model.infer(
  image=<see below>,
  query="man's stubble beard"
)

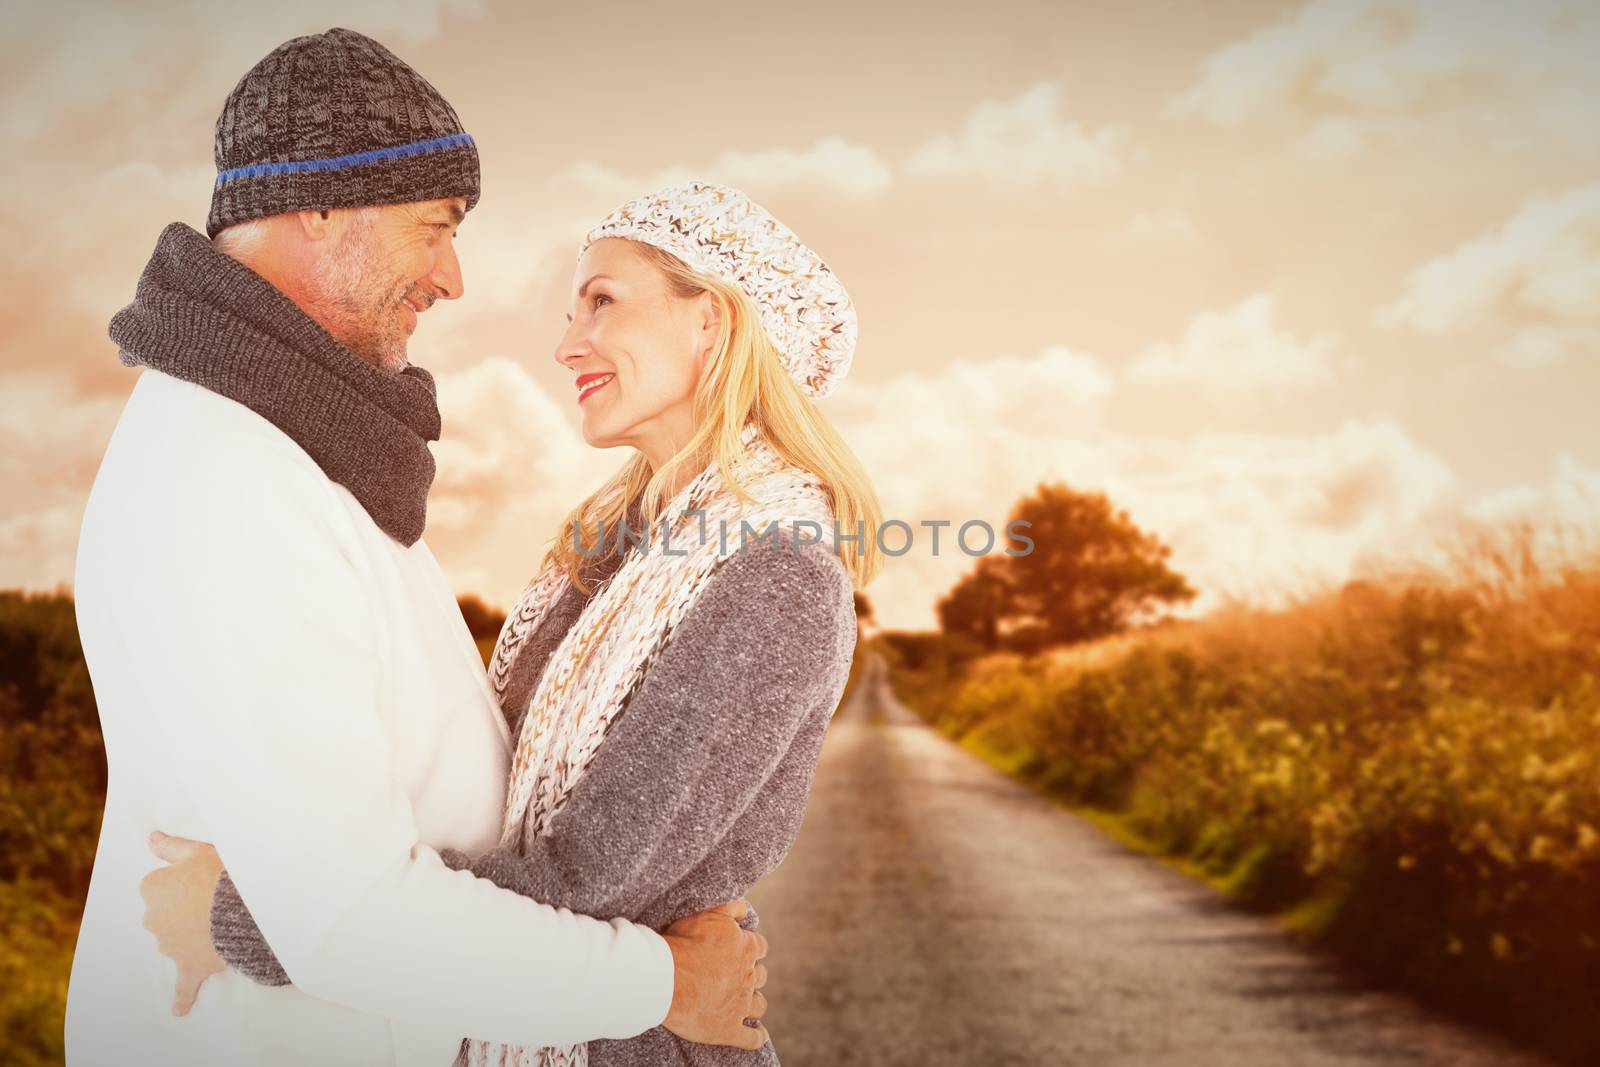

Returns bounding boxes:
[307,212,411,375]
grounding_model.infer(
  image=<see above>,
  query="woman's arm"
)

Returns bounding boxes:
[211,868,292,984]
[209,531,857,972]
[460,534,857,918]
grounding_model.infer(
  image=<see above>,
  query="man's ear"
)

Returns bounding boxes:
[296,208,335,241]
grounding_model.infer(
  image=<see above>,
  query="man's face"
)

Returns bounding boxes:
[305,197,467,372]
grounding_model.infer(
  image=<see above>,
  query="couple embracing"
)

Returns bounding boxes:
[66,26,881,1067]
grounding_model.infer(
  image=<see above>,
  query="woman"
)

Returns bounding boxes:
[145,180,883,1066]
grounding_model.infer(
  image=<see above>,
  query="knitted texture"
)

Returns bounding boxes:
[209,27,480,237]
[472,424,838,1067]
[211,870,289,985]
[208,526,858,1067]
[582,182,855,399]
[109,222,441,545]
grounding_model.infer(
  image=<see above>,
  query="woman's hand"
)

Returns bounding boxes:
[139,830,226,1016]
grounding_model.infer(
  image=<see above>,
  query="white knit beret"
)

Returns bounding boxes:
[580,180,856,399]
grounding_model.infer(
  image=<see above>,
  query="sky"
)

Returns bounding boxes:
[2,0,1596,629]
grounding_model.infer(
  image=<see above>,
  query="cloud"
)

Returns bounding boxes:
[822,344,1453,629]
[1167,0,1600,158]
[1127,293,1346,391]
[1121,418,1459,609]
[906,82,1135,185]
[822,345,1117,630]
[824,344,1114,514]
[2,338,1467,633]
[0,342,1470,639]
[425,356,620,595]
[430,357,580,532]
[0,508,80,591]
[1377,181,1600,367]
[553,138,893,204]
[1,1,485,144]
[1126,209,1198,242]
[1465,452,1600,530]
[0,378,126,487]
[712,138,892,199]
[451,137,890,310]
[0,376,129,591]
[0,157,219,398]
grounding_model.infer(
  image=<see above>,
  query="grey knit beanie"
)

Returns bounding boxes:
[207,27,481,238]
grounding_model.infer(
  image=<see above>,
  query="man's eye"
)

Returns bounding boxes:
[593,293,612,308]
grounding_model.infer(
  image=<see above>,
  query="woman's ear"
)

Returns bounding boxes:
[696,291,724,353]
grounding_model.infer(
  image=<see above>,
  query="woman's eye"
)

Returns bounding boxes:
[593,293,612,308]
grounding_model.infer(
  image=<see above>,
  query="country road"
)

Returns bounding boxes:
[745,652,1554,1067]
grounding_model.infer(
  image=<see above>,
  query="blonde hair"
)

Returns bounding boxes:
[543,240,882,593]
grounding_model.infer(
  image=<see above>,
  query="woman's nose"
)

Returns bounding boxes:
[553,319,588,368]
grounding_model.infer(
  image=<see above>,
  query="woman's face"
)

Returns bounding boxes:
[555,238,716,468]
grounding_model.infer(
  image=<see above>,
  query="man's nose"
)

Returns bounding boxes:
[430,238,465,300]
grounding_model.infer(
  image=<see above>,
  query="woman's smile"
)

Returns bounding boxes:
[576,372,616,403]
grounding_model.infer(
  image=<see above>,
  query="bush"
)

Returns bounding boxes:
[0,591,109,1062]
[886,520,1600,1063]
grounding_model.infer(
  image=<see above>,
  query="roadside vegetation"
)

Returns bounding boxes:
[886,496,1599,1065]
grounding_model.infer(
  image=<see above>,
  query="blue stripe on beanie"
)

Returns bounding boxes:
[215,133,476,187]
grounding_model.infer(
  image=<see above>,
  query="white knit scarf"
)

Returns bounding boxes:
[466,422,836,1067]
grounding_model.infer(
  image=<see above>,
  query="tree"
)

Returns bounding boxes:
[939,483,1196,651]
[853,591,874,624]
[936,556,1011,650]
[456,595,506,642]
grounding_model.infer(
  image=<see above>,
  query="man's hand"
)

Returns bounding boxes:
[661,899,771,1050]
[139,830,226,1016]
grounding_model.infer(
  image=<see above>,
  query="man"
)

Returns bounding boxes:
[67,27,766,1066]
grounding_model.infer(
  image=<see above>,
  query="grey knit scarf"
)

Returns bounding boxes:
[109,222,441,545]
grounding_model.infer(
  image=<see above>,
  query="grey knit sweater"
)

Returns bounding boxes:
[209,527,858,1065]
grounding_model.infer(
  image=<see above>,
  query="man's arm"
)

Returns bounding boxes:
[134,442,671,1048]
[209,864,761,987]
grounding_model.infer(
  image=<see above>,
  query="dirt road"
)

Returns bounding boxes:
[745,652,1552,1066]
